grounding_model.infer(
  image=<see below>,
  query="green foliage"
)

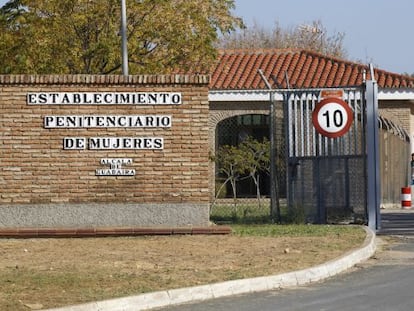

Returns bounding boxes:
[210,203,271,224]
[214,178,228,198]
[238,136,270,206]
[214,144,248,202]
[285,204,306,224]
[213,136,270,204]
[231,224,364,237]
[0,0,243,74]
[239,136,270,175]
[210,201,305,225]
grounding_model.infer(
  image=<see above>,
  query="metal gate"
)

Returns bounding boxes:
[282,87,368,224]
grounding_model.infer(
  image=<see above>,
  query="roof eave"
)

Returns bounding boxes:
[209,88,414,102]
[378,88,414,100]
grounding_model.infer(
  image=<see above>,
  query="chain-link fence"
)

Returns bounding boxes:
[211,113,287,224]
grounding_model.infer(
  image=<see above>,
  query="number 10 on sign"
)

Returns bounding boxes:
[312,97,353,138]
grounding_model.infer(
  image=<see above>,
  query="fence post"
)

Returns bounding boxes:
[258,70,281,223]
[365,73,381,231]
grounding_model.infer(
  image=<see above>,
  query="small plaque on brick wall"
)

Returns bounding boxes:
[95,158,136,176]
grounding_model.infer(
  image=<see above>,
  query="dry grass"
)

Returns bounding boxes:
[0,225,365,310]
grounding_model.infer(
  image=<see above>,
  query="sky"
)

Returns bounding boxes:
[1,0,413,75]
[233,0,414,75]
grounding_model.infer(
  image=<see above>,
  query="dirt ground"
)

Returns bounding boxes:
[0,229,365,310]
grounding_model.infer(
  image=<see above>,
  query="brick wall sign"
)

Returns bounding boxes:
[0,75,210,228]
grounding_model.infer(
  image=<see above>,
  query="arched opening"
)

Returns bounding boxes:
[215,114,270,198]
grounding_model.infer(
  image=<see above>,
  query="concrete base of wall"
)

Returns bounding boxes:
[0,203,210,228]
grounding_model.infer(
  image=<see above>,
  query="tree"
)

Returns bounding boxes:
[0,0,243,74]
[213,137,271,209]
[239,137,270,208]
[213,144,248,207]
[218,20,347,58]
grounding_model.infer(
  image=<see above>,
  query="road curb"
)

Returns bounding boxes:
[42,226,376,311]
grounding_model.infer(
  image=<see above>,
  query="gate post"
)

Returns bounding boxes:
[366,76,381,231]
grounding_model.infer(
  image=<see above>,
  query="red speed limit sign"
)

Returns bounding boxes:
[312,97,353,138]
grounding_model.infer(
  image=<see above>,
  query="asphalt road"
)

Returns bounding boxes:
[378,211,414,235]
[160,211,414,311]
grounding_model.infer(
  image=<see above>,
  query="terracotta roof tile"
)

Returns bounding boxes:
[326,61,338,87]
[295,53,311,87]
[210,49,414,90]
[311,58,323,88]
[318,58,330,86]
[349,65,360,85]
[273,54,288,87]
